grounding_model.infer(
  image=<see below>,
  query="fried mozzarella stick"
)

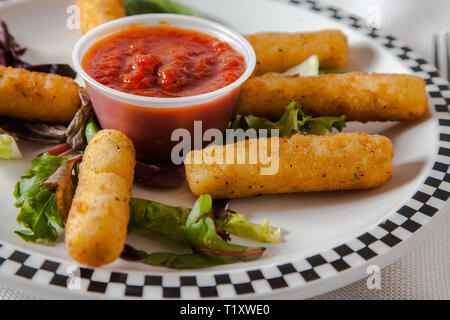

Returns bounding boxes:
[65,129,136,267]
[245,30,348,76]
[0,66,80,124]
[185,133,394,199]
[235,72,428,122]
[78,0,126,34]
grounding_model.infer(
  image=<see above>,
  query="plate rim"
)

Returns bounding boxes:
[0,0,449,299]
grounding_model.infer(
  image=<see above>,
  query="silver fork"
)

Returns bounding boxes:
[433,32,450,81]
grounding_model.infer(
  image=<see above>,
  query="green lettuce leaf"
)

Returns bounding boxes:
[13,153,69,242]
[217,214,281,244]
[14,154,280,246]
[231,101,346,138]
[140,251,254,269]
[283,55,319,76]
[129,197,191,244]
[129,197,281,244]
[319,70,345,75]
[0,133,22,159]
[124,0,203,17]
[84,112,100,144]
[185,195,264,258]
[132,195,265,269]
[122,244,252,269]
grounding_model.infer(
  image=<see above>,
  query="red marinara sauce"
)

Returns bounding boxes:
[82,25,246,97]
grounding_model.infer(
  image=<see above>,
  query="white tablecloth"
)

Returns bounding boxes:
[1,0,449,300]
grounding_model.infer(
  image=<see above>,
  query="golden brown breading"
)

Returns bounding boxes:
[185,132,394,199]
[65,129,136,267]
[235,72,428,122]
[0,66,80,124]
[78,0,126,34]
[244,30,348,76]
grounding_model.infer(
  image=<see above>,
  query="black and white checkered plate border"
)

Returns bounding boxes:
[0,0,449,299]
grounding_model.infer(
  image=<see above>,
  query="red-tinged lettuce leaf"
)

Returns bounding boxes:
[0,20,76,78]
[211,199,233,241]
[0,89,92,149]
[0,118,67,144]
[134,161,186,188]
[120,243,251,269]
[120,244,145,261]
[211,199,236,218]
[192,246,265,262]
[39,156,82,224]
[142,250,262,269]
[0,20,29,68]
[41,143,71,156]
[0,20,84,147]
[65,90,92,151]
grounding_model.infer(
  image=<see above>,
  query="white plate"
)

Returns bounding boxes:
[0,0,449,299]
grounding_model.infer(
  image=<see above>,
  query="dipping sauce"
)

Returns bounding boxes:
[82,25,246,97]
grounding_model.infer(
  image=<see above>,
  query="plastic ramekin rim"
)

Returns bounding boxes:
[72,13,256,108]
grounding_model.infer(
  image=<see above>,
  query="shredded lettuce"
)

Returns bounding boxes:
[0,133,22,159]
[231,101,346,138]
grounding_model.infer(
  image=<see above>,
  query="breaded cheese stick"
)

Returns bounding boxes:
[78,0,126,34]
[185,132,394,199]
[65,129,136,267]
[235,72,428,122]
[244,30,348,76]
[0,66,81,124]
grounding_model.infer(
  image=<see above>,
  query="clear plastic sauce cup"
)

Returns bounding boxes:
[72,14,256,162]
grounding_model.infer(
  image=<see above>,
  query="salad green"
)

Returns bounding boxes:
[0,133,22,159]
[123,0,203,17]
[129,197,280,244]
[13,153,280,269]
[282,54,319,76]
[230,101,346,138]
[14,153,68,242]
[138,195,265,269]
